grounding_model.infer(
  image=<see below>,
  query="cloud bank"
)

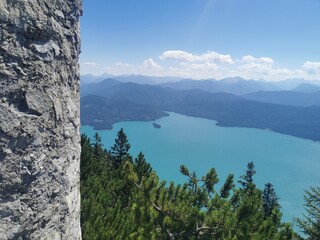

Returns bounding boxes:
[81,50,320,81]
[160,50,234,64]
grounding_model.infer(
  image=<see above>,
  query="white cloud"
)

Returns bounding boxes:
[239,63,272,74]
[82,62,101,66]
[241,55,274,65]
[234,55,293,81]
[81,61,106,75]
[303,61,320,69]
[104,62,137,76]
[236,66,297,81]
[81,51,320,81]
[260,57,274,65]
[189,62,218,70]
[302,61,320,74]
[160,50,234,64]
[140,58,162,70]
[174,62,225,79]
[114,62,133,68]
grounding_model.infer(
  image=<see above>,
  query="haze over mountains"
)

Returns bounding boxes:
[81,73,181,85]
[80,75,320,141]
[81,74,320,88]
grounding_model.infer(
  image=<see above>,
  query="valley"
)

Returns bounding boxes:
[81,76,320,141]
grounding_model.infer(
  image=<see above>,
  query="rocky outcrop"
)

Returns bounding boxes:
[0,1,82,239]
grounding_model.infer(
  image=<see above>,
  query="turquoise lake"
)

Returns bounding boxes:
[81,112,320,223]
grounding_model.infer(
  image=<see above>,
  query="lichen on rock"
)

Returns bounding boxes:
[0,1,82,239]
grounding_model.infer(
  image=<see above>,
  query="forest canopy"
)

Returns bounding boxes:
[80,129,310,239]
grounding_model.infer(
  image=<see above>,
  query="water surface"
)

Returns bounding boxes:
[81,112,320,222]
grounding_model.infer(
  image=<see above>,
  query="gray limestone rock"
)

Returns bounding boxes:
[0,1,82,239]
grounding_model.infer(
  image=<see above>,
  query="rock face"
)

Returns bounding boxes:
[0,1,82,239]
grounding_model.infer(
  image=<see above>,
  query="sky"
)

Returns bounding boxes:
[80,0,320,81]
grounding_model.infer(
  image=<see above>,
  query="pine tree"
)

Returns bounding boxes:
[80,134,111,239]
[296,186,320,239]
[238,161,256,195]
[110,128,132,168]
[92,132,103,159]
[263,183,280,218]
[134,152,152,184]
[80,134,94,181]
[220,174,235,199]
[233,162,264,238]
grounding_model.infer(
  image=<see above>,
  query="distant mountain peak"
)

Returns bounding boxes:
[220,77,245,83]
[292,83,320,93]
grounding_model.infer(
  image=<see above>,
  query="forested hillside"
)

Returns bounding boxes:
[81,79,320,141]
[81,94,168,130]
[80,129,302,239]
[243,91,320,107]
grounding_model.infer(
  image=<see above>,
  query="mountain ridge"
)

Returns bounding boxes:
[81,80,320,141]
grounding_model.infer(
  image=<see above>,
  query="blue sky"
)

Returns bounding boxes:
[80,0,320,81]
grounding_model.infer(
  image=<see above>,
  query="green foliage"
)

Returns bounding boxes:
[263,183,280,219]
[81,130,299,239]
[134,152,152,184]
[110,128,132,168]
[238,161,256,195]
[296,186,320,239]
[220,174,235,198]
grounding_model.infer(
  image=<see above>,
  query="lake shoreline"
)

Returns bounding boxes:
[82,111,319,143]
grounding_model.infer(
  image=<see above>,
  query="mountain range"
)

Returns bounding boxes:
[80,75,320,141]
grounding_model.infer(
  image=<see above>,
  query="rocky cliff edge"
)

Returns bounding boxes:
[0,1,82,239]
